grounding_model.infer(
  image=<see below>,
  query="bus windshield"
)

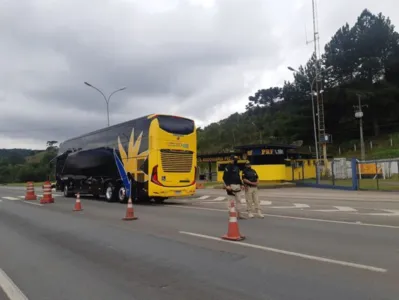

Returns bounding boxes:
[157,115,195,135]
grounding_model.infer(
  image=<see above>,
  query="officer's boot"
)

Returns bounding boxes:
[238,211,247,219]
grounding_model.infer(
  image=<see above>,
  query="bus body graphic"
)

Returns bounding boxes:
[113,148,131,198]
[54,114,197,203]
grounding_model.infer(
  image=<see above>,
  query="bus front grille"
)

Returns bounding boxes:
[161,150,193,173]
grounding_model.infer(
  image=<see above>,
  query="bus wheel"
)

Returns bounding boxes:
[105,184,116,202]
[153,197,166,204]
[117,186,127,203]
[63,185,72,198]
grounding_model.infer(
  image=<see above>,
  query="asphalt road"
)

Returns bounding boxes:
[191,187,399,226]
[0,186,398,300]
[0,289,7,300]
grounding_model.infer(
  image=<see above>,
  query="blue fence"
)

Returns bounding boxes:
[293,158,358,191]
[294,157,399,192]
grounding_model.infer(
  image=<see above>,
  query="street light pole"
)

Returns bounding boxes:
[84,82,127,127]
[309,78,320,182]
[310,77,319,156]
[288,67,319,181]
[354,94,368,160]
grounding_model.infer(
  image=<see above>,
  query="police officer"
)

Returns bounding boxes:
[242,161,264,218]
[223,155,246,219]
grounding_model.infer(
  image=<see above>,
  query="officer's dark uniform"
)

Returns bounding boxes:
[223,155,245,219]
[242,161,264,218]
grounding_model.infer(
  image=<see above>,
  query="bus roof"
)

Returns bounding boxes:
[60,114,194,146]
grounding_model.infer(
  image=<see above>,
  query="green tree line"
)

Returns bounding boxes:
[198,9,399,155]
[0,142,58,184]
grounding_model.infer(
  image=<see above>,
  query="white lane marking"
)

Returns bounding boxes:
[271,203,310,209]
[23,201,43,207]
[313,206,358,212]
[334,206,358,212]
[212,196,225,201]
[169,205,399,229]
[362,209,399,216]
[36,194,60,198]
[197,196,210,200]
[260,200,272,206]
[206,198,272,205]
[179,231,387,273]
[0,268,29,300]
[2,197,20,201]
[240,200,272,206]
[17,195,59,199]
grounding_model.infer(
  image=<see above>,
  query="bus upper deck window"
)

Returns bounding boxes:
[157,115,195,135]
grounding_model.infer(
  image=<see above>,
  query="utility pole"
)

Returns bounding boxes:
[354,94,368,160]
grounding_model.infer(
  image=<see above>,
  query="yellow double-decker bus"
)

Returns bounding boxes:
[55,114,197,203]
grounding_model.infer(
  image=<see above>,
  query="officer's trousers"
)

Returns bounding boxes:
[245,186,261,213]
[225,184,243,213]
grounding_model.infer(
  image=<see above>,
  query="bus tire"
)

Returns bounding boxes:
[104,183,116,202]
[63,185,73,198]
[153,197,166,204]
[117,185,128,204]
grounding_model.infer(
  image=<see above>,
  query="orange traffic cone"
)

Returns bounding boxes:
[122,197,138,221]
[222,199,245,241]
[73,193,83,211]
[40,181,54,204]
[24,181,37,201]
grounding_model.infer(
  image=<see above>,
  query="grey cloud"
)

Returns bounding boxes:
[7,0,396,149]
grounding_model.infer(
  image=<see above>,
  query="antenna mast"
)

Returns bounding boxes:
[310,0,328,173]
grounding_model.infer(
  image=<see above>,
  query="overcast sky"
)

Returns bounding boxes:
[0,0,397,149]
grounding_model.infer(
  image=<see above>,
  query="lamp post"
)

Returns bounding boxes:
[84,82,127,127]
[287,65,332,182]
[354,94,368,160]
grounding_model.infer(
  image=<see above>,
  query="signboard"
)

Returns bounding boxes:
[247,148,285,156]
[198,156,239,163]
[358,163,382,175]
[167,141,189,149]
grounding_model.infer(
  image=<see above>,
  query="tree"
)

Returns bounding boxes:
[0,143,58,183]
[197,9,399,154]
[46,141,58,151]
[246,87,282,109]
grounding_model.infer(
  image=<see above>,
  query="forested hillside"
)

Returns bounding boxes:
[0,142,58,183]
[198,9,399,156]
